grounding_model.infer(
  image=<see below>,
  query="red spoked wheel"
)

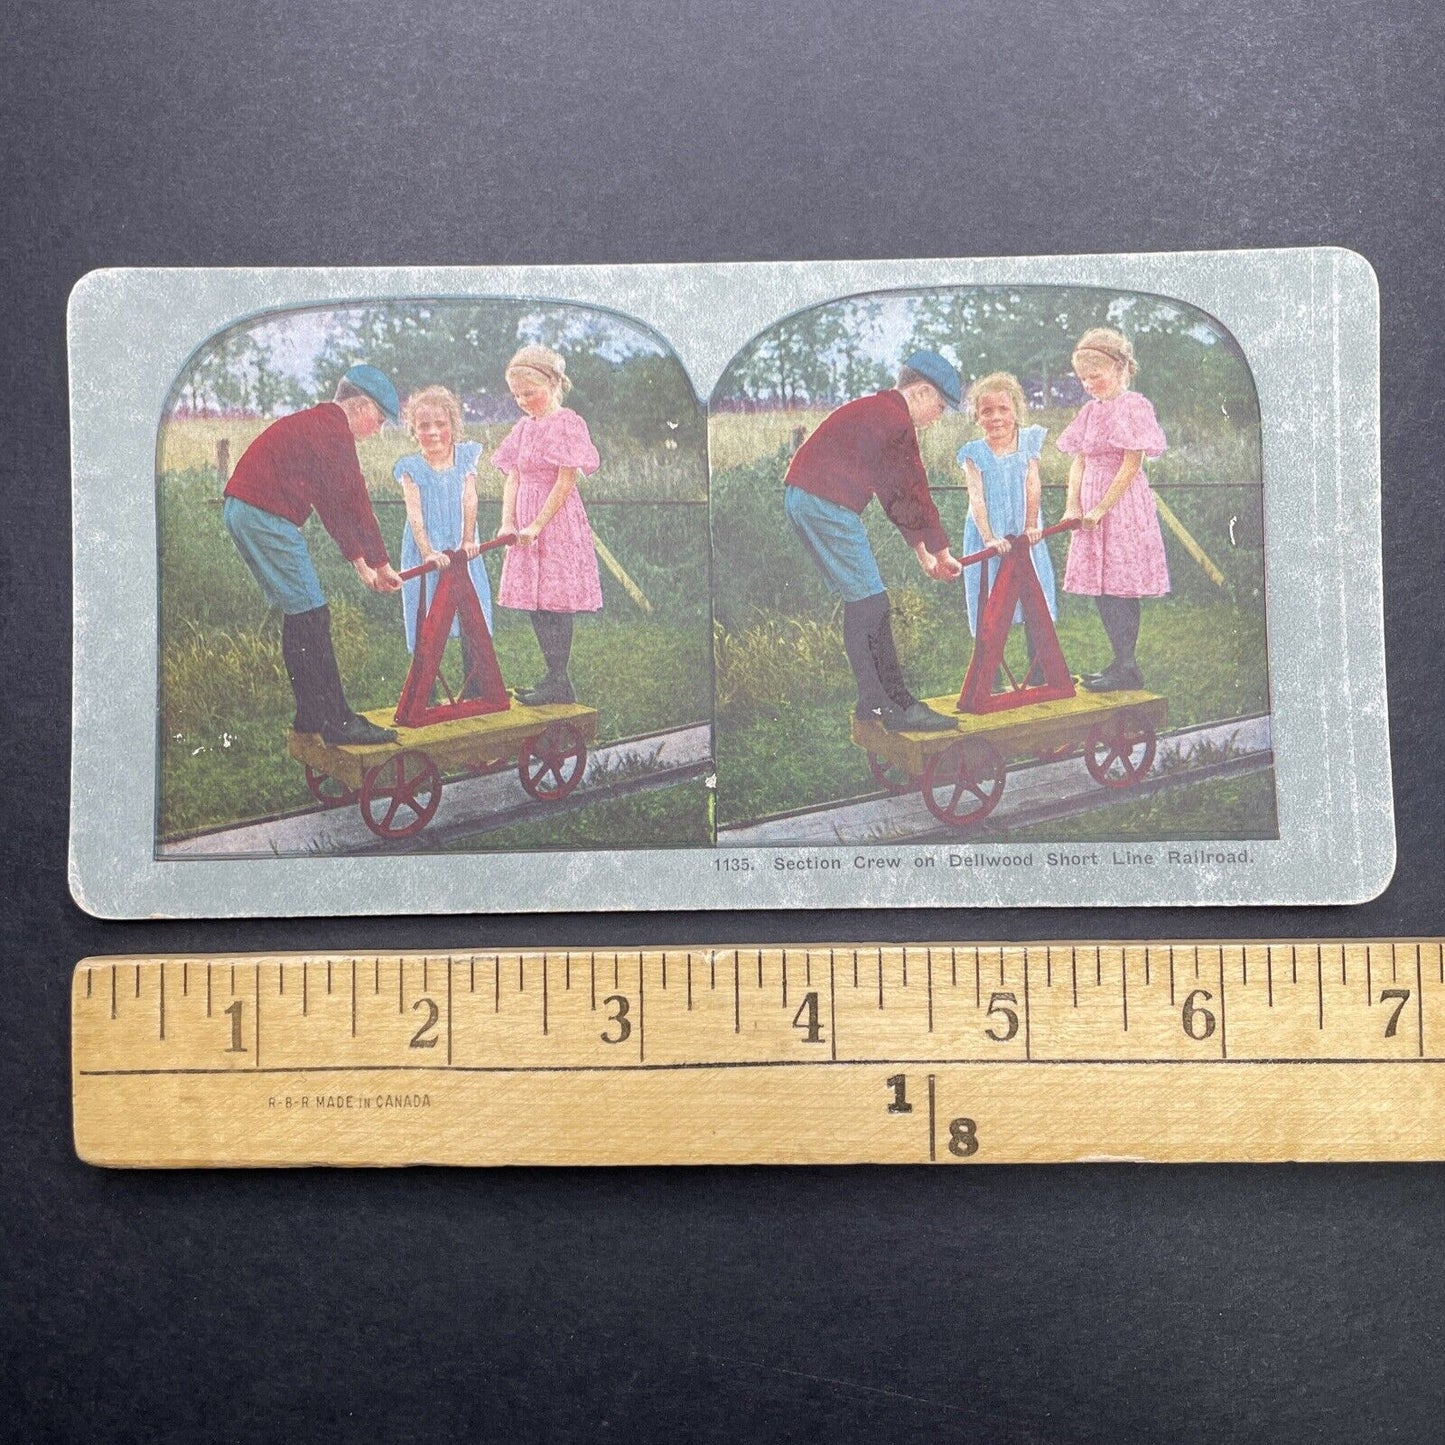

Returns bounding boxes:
[921,737,1007,829]
[1084,713,1158,789]
[518,722,588,802]
[305,764,358,808]
[358,751,442,839]
[867,750,914,795]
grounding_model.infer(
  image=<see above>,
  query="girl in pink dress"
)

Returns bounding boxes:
[492,345,603,704]
[1058,327,1169,692]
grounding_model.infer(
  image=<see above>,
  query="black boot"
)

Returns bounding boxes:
[1083,597,1143,691]
[281,610,328,734]
[518,611,576,705]
[868,603,916,711]
[843,593,892,720]
[285,605,395,745]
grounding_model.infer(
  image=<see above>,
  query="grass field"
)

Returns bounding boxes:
[162,415,707,502]
[707,417,1274,838]
[708,406,1263,488]
[157,461,711,840]
[712,595,1274,828]
[990,769,1278,844]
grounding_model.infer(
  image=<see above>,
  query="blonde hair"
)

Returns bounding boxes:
[966,371,1028,426]
[505,344,573,397]
[403,384,464,438]
[1072,326,1138,381]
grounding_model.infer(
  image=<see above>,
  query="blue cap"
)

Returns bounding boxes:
[901,350,962,409]
[342,363,400,424]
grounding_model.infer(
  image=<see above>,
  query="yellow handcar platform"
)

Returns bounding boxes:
[851,690,1168,829]
[288,701,599,840]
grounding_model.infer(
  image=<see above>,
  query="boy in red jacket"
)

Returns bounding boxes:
[784,351,963,732]
[223,364,404,746]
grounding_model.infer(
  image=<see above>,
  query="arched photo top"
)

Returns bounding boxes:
[158,295,708,503]
[709,283,1262,490]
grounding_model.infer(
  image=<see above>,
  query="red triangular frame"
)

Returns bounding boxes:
[957,542,1076,715]
[395,553,511,727]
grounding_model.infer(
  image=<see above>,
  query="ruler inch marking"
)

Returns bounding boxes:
[1417,944,1426,1060]
[1217,947,1227,1061]
[77,941,1445,1167]
[829,952,838,1062]
[926,949,934,1034]
[1023,950,1032,1060]
[1121,948,1128,1033]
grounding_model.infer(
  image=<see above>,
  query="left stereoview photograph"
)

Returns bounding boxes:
[151,298,712,858]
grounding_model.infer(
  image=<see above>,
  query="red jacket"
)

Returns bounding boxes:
[223,403,390,567]
[784,389,949,554]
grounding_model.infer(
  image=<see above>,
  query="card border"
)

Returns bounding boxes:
[68,249,1392,917]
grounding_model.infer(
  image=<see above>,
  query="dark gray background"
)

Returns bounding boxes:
[5,1,1443,1440]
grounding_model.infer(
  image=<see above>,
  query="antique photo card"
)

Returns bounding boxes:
[68,251,1391,915]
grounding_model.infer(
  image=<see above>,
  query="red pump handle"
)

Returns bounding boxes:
[951,517,1080,573]
[397,532,518,582]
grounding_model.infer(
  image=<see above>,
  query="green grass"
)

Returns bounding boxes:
[430,780,713,852]
[159,615,711,837]
[157,466,711,837]
[714,596,1271,827]
[990,768,1278,843]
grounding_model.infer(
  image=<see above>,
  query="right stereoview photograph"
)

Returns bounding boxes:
[709,284,1276,847]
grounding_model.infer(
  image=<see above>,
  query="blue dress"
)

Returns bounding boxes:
[395,442,495,653]
[957,425,1057,636]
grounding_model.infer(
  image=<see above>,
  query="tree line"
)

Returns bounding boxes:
[716,287,1261,431]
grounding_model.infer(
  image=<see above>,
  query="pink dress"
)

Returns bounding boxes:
[1058,390,1170,598]
[492,408,603,613]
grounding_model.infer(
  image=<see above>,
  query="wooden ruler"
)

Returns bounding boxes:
[72,941,1445,1166]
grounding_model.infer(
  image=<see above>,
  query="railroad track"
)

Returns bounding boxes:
[717,713,1273,847]
[158,723,712,858]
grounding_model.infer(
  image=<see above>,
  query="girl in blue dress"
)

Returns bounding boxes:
[957,372,1057,678]
[394,386,494,690]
